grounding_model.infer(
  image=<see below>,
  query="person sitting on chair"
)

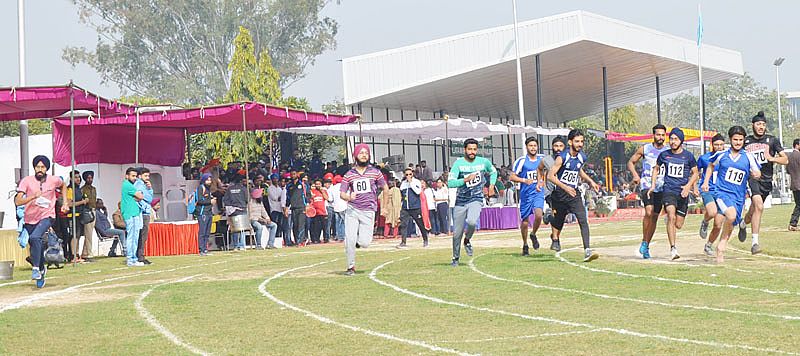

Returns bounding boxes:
[95,199,127,257]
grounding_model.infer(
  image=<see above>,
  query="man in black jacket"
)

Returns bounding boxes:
[223,172,249,250]
[195,173,215,256]
[286,172,311,246]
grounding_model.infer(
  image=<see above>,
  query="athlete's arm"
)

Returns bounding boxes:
[486,158,498,197]
[547,155,575,197]
[768,148,789,165]
[536,160,546,191]
[447,164,465,188]
[682,166,699,198]
[701,162,714,192]
[647,164,660,196]
[579,168,599,192]
[627,146,644,185]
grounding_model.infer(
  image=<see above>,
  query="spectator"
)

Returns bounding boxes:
[94,198,127,257]
[325,161,336,175]
[309,153,324,179]
[193,173,215,256]
[398,168,429,248]
[309,179,329,243]
[267,174,287,245]
[121,167,145,267]
[433,178,449,236]
[290,150,305,171]
[379,179,401,238]
[422,180,438,235]
[66,171,88,263]
[416,160,434,181]
[80,171,97,261]
[15,155,68,288]
[330,175,347,241]
[323,174,335,242]
[787,139,800,231]
[134,167,154,265]
[334,159,350,176]
[223,172,249,251]
[249,188,278,249]
[286,172,311,246]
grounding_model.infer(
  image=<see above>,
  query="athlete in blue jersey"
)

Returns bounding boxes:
[702,126,761,263]
[696,134,726,255]
[547,129,600,262]
[648,128,698,260]
[510,137,545,256]
[628,124,669,259]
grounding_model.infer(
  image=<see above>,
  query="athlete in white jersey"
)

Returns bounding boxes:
[627,124,669,259]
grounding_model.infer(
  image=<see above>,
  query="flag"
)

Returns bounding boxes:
[696,4,703,47]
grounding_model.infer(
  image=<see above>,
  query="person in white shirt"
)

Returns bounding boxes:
[267,174,288,246]
[433,178,450,236]
[329,175,347,241]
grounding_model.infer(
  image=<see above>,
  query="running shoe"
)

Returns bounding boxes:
[451,258,459,267]
[345,267,355,276]
[530,233,540,250]
[35,267,46,289]
[699,220,708,239]
[704,243,714,257]
[738,222,747,242]
[464,241,473,257]
[670,246,680,260]
[751,243,762,255]
[522,245,530,256]
[423,240,429,248]
[583,249,599,262]
[642,248,651,259]
[31,267,41,280]
[396,242,407,249]
[550,239,561,252]
[638,241,648,257]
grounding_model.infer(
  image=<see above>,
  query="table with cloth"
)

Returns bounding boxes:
[478,206,520,230]
[144,221,199,256]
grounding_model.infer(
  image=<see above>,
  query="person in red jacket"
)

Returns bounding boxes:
[309,179,329,244]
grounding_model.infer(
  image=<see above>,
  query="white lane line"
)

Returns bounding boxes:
[556,246,800,296]
[437,329,603,343]
[729,247,800,262]
[370,258,798,355]
[258,259,475,356]
[135,275,209,355]
[469,255,800,321]
[0,277,59,288]
[0,258,240,313]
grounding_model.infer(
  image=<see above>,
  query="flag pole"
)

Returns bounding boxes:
[697,3,706,155]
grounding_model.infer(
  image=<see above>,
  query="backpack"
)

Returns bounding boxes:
[187,187,199,215]
[44,230,66,268]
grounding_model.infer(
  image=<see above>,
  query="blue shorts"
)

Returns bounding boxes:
[715,192,744,226]
[519,191,545,220]
[701,191,717,206]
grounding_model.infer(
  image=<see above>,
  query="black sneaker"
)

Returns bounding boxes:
[355,243,361,249]
[345,267,355,276]
[738,222,747,242]
[530,233,540,250]
[522,245,530,256]
[451,258,459,267]
[464,241,473,257]
[550,239,561,252]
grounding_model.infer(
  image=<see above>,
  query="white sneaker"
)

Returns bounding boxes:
[127,262,145,267]
[670,247,680,260]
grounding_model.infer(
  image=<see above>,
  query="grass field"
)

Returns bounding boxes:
[2,205,800,355]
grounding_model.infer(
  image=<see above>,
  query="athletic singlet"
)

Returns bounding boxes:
[512,154,543,196]
[555,150,586,190]
[712,149,760,201]
[640,143,669,192]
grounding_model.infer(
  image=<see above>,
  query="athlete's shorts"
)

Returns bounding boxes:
[640,190,663,214]
[701,191,717,206]
[748,178,773,200]
[715,192,744,226]
[662,192,689,217]
[519,191,545,220]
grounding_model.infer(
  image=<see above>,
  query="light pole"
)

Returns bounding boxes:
[774,57,787,199]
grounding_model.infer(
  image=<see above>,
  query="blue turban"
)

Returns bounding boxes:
[670,128,685,144]
[32,155,50,170]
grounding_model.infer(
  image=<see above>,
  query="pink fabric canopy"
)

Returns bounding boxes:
[54,102,357,134]
[53,121,185,166]
[0,85,135,121]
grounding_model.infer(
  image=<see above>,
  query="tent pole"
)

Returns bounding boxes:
[242,103,252,249]
[135,107,140,166]
[69,81,77,255]
[444,114,449,168]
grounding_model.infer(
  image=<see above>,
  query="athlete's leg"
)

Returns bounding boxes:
[716,207,738,263]
[665,204,678,248]
[451,205,467,261]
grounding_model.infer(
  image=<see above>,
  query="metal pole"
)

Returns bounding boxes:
[135,108,140,166]
[386,108,392,157]
[18,0,29,178]
[698,20,706,155]
[416,110,421,165]
[535,53,543,145]
[776,61,788,197]
[656,76,662,124]
[512,0,526,144]
[69,82,77,253]
[242,104,252,248]
[603,67,610,157]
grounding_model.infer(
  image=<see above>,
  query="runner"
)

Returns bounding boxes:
[510,137,545,256]
[341,143,387,276]
[546,129,600,262]
[697,134,726,255]
[627,124,669,259]
[538,135,566,250]
[740,111,787,254]
[702,126,761,263]
[648,128,698,260]
[447,138,497,267]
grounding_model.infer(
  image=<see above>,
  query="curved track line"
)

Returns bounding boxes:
[729,247,800,262]
[135,275,209,355]
[436,329,603,343]
[556,246,800,296]
[469,254,800,321]
[258,259,474,356]
[370,258,797,355]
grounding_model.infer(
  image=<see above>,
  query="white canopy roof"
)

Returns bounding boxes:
[342,11,743,124]
[278,117,569,140]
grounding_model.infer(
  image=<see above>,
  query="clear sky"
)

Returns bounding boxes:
[1,0,796,110]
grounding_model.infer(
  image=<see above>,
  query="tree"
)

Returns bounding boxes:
[0,120,52,137]
[64,0,339,104]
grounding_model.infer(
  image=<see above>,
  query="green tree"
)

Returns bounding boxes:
[64,0,339,104]
[0,120,52,137]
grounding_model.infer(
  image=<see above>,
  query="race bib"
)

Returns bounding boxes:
[465,174,482,188]
[658,164,666,178]
[751,149,767,165]
[724,167,746,185]
[526,170,538,182]
[35,196,51,209]
[353,179,371,194]
[667,163,684,178]
[560,171,579,186]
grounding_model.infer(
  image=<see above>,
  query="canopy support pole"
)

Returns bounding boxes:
[135,107,140,166]
[603,66,610,158]
[444,114,449,170]
[241,103,252,248]
[415,110,421,167]
[536,53,544,148]
[69,81,77,254]
[656,76,662,124]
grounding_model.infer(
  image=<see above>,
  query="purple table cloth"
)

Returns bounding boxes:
[478,206,519,230]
